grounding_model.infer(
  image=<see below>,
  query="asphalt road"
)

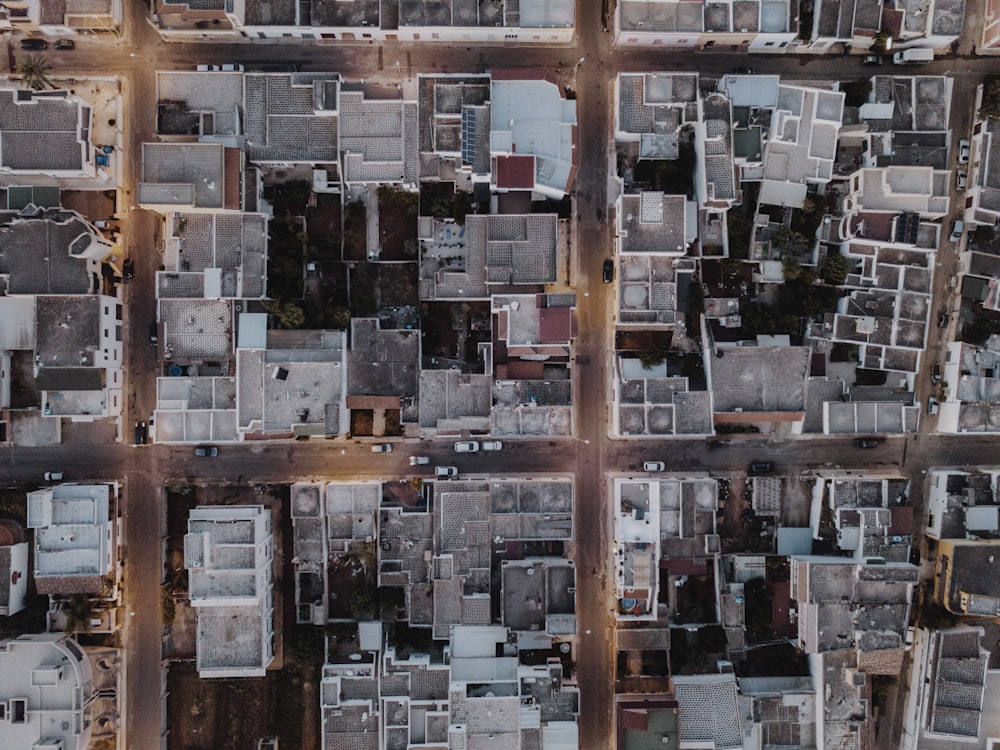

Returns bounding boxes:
[1,2,994,748]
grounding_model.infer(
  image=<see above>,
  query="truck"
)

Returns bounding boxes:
[892,48,934,64]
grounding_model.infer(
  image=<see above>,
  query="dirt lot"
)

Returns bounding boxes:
[167,666,270,750]
[377,186,418,260]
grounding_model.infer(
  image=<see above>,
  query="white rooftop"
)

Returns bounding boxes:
[26,484,112,581]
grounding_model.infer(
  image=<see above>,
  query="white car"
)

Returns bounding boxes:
[643,461,666,472]
[956,170,968,191]
[435,466,459,478]
[481,440,503,451]
[454,441,480,453]
[409,456,430,465]
[371,443,392,453]
[44,471,64,481]
[958,139,970,164]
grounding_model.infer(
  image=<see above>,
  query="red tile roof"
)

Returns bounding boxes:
[495,155,536,190]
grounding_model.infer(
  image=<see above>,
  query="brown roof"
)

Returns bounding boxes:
[661,558,708,576]
[889,506,914,535]
[495,155,535,190]
[223,147,242,211]
[345,395,400,409]
[36,575,105,595]
[538,306,574,344]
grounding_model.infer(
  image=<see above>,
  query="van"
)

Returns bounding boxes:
[949,219,964,244]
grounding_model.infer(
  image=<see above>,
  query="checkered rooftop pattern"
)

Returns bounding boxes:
[0,90,86,172]
[710,346,811,412]
[141,143,225,208]
[161,298,231,359]
[0,211,99,294]
[197,607,265,670]
[347,319,419,398]
[157,72,243,136]
[929,629,988,739]
[674,675,743,750]
[242,74,339,163]
[478,214,558,284]
[617,73,698,135]
[620,193,687,255]
[338,90,419,183]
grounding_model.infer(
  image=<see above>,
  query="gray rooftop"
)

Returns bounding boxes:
[245,73,340,164]
[339,86,419,183]
[0,89,87,173]
[620,193,688,255]
[347,318,419,400]
[710,345,811,412]
[0,208,104,295]
[674,674,743,750]
[34,295,100,369]
[140,142,226,209]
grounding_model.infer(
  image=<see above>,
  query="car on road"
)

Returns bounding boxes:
[409,456,430,465]
[194,445,218,457]
[931,364,942,384]
[454,441,480,453]
[134,420,147,445]
[949,219,964,244]
[196,64,222,71]
[707,439,731,449]
[371,443,392,453]
[149,322,158,346]
[643,461,666,472]
[861,55,883,65]
[854,438,879,449]
[221,63,244,71]
[20,38,48,50]
[435,466,459,478]
[732,66,756,74]
[926,397,939,416]
[938,312,949,328]
[602,259,614,284]
[123,258,134,282]
[958,139,970,164]
[748,461,775,475]
[481,440,503,451]
[956,170,968,191]
[44,471,63,481]
[54,39,75,50]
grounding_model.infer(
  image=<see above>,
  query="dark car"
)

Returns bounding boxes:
[602,259,614,284]
[748,461,775,475]
[733,66,756,74]
[194,445,218,457]
[123,258,134,282]
[134,420,147,445]
[54,39,75,50]
[862,55,883,65]
[854,438,879,449]
[149,322,158,346]
[20,38,48,50]
[937,312,949,328]
[931,364,942,384]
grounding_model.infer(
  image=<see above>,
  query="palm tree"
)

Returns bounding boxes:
[16,54,53,92]
[62,594,96,633]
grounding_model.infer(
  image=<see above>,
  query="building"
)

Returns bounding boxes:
[138,142,242,213]
[0,633,95,750]
[0,88,97,177]
[490,72,577,199]
[903,626,999,749]
[925,469,1000,540]
[0,0,117,36]
[965,93,999,226]
[933,538,1000,616]
[0,519,27,616]
[939,343,1000,432]
[674,673,744,750]
[790,556,917,669]
[184,505,275,677]
[27,482,117,596]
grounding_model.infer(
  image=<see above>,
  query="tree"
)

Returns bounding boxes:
[822,252,852,285]
[264,300,305,329]
[16,54,53,92]
[979,76,1000,121]
[62,595,96,633]
[782,256,803,281]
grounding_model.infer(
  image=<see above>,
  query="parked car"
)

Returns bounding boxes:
[221,63,244,71]
[861,55,883,65]
[194,445,218,457]
[958,139,970,164]
[931,364,942,384]
[54,39,75,50]
[123,258,134,282]
[602,259,615,284]
[435,466,459,478]
[134,420,147,445]
[926,397,939,416]
[748,461,775,475]
[956,170,968,191]
[481,440,503,451]
[44,471,63,481]
[454,441,480,453]
[20,38,48,50]
[854,438,879,449]
[196,64,222,71]
[949,219,964,244]
[148,322,158,346]
[409,456,430,465]
[732,66,756,74]
[371,443,392,453]
[938,312,949,328]
[643,461,666,472]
